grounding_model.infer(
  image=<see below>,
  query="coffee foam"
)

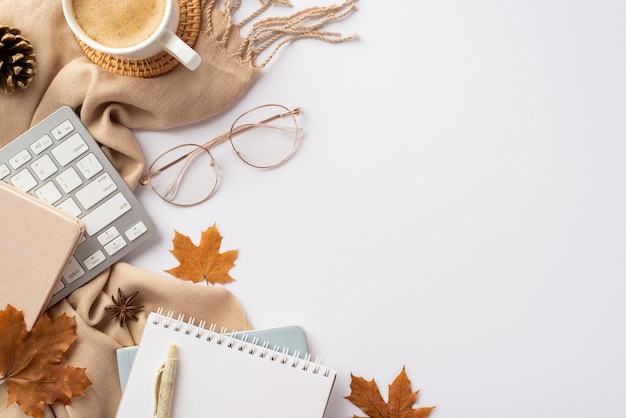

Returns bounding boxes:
[73,0,166,48]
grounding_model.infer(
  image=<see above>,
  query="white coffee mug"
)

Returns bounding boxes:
[62,0,201,71]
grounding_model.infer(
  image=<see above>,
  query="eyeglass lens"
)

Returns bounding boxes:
[229,104,299,168]
[149,144,217,206]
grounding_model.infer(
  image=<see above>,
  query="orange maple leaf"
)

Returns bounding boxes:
[346,366,435,418]
[165,224,238,285]
[0,305,92,418]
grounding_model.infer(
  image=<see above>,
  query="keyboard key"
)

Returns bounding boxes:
[52,280,66,295]
[56,167,83,193]
[125,221,148,241]
[10,168,37,191]
[31,154,58,181]
[62,257,86,283]
[35,181,62,205]
[75,173,117,210]
[51,119,74,140]
[9,149,31,169]
[57,197,82,217]
[104,236,127,256]
[0,164,9,179]
[81,192,131,236]
[98,226,121,246]
[83,250,106,270]
[76,153,103,179]
[51,133,88,166]
[30,135,53,154]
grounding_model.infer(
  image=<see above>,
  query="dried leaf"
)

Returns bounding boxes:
[165,224,238,285]
[0,305,92,418]
[346,366,435,418]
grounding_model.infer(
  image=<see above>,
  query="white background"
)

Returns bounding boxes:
[129,1,626,416]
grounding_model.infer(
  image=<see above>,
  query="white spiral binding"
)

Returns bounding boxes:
[153,309,332,377]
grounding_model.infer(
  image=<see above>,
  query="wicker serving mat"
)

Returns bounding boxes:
[76,0,201,78]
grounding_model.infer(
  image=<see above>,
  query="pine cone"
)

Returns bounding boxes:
[0,25,37,95]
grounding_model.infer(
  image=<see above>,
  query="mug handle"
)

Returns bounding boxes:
[159,30,202,71]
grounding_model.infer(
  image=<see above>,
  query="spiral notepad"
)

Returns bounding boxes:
[116,309,337,418]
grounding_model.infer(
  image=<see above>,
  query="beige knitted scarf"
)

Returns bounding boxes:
[0,0,357,416]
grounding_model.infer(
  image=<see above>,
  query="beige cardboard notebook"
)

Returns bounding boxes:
[0,181,83,329]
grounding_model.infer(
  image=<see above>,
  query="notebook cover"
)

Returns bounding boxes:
[116,311,336,418]
[116,325,309,391]
[0,182,84,329]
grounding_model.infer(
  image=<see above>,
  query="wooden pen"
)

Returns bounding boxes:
[154,344,177,418]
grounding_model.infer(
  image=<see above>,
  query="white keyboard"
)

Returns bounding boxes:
[0,106,155,307]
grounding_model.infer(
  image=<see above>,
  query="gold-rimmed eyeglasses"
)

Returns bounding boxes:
[139,104,303,206]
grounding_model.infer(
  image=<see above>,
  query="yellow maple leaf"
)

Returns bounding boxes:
[346,366,435,418]
[0,305,92,418]
[165,224,238,285]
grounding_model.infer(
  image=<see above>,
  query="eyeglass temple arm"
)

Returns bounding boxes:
[139,107,302,186]
[201,107,302,147]
[138,132,227,186]
[227,123,304,139]
[157,148,205,201]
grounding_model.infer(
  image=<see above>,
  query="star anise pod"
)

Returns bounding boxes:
[105,288,144,327]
